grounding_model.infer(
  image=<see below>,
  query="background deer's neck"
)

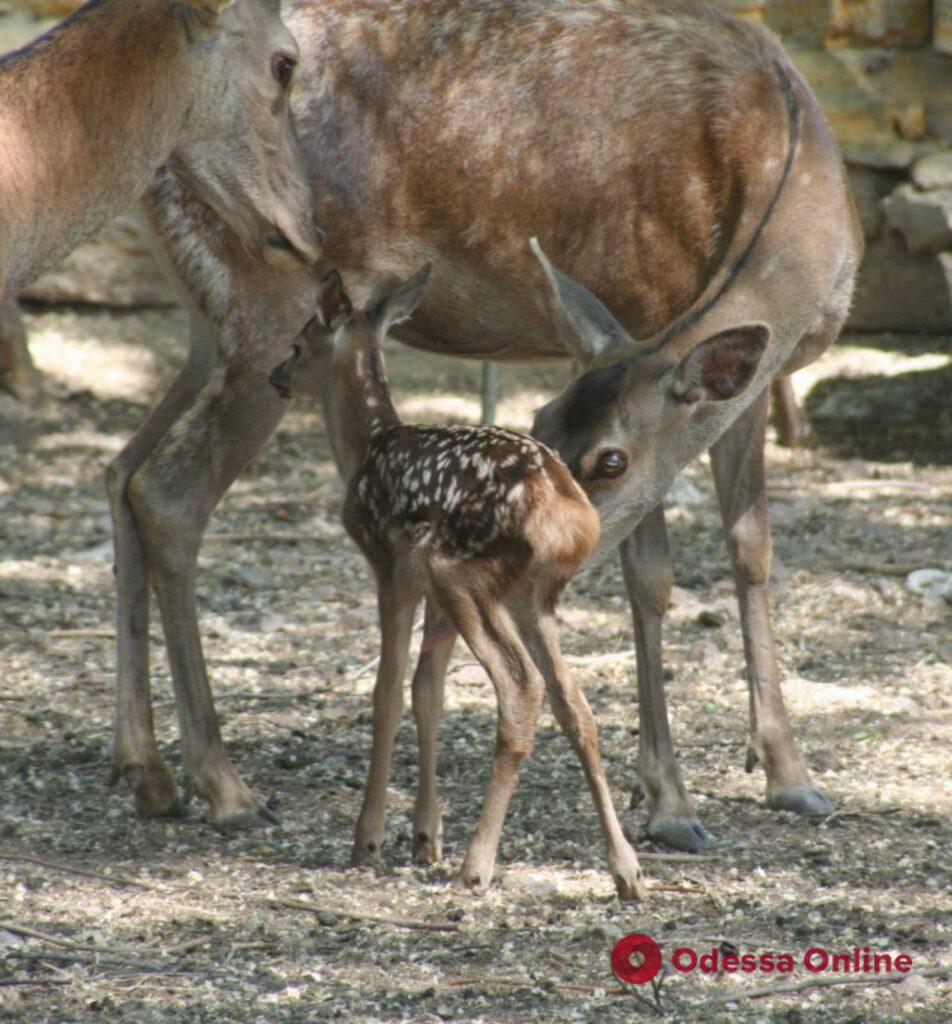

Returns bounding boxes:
[0,0,189,296]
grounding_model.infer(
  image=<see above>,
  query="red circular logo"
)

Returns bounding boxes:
[611,933,662,985]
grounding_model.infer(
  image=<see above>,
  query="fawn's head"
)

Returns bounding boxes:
[170,0,320,269]
[529,241,769,542]
[269,264,432,400]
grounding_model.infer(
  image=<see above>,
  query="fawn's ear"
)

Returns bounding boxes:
[367,263,432,335]
[669,325,770,404]
[529,237,634,367]
[316,270,353,331]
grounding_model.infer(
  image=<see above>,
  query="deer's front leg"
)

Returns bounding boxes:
[410,597,455,865]
[106,322,216,819]
[123,354,288,828]
[710,390,832,816]
[620,506,710,851]
[352,576,419,865]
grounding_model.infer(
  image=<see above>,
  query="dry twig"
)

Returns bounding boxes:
[264,897,459,932]
[0,852,156,891]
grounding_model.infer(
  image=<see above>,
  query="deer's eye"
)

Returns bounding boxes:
[271,52,297,89]
[292,343,301,358]
[595,449,628,479]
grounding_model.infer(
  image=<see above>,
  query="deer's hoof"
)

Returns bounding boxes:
[113,760,185,821]
[768,785,834,817]
[646,817,711,852]
[451,867,490,892]
[213,803,281,831]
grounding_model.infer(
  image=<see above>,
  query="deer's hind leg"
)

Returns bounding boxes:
[429,561,545,891]
[509,580,645,900]
[352,567,423,865]
[0,300,39,404]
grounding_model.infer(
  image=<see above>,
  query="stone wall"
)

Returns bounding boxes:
[4,0,951,331]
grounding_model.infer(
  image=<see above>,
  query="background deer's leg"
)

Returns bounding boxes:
[771,377,807,448]
[710,389,833,817]
[411,597,456,865]
[510,585,645,900]
[106,317,216,818]
[620,506,709,851]
[123,346,291,827]
[352,573,421,865]
[0,300,39,404]
[431,572,545,890]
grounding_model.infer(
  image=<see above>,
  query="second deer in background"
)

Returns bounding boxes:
[268,267,644,900]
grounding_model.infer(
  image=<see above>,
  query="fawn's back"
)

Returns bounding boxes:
[345,423,598,579]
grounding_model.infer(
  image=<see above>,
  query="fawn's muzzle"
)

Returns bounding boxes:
[268,354,296,399]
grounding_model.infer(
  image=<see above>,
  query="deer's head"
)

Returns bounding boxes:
[170,0,320,270]
[529,240,769,547]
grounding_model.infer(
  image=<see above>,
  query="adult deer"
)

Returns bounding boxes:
[0,0,321,400]
[109,0,862,845]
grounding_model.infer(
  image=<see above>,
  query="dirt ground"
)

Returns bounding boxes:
[0,307,950,1023]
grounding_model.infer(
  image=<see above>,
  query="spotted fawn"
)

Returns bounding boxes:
[269,266,643,899]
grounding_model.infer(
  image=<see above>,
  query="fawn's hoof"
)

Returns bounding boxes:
[614,873,648,902]
[351,839,383,866]
[646,816,711,852]
[768,785,834,817]
[413,829,442,866]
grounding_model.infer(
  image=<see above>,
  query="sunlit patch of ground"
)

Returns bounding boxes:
[0,308,949,1022]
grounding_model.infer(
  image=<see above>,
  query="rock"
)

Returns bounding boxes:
[911,152,952,190]
[21,210,176,309]
[848,236,952,333]
[882,185,952,253]
[905,569,952,607]
[843,141,921,171]
[696,610,725,629]
[937,0,952,56]
[665,475,704,508]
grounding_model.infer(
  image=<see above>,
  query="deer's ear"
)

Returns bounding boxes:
[177,0,234,17]
[669,325,770,404]
[367,263,431,335]
[316,270,353,330]
[530,237,634,367]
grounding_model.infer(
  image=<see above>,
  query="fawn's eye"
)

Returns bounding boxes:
[292,343,301,358]
[271,52,297,89]
[595,449,628,479]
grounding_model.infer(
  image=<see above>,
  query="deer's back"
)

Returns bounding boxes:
[291,0,801,357]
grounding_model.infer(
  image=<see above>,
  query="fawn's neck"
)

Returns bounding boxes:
[322,328,401,482]
[0,0,189,296]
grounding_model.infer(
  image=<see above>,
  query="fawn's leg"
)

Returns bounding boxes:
[620,506,709,850]
[431,569,545,891]
[411,596,456,865]
[710,389,832,816]
[510,587,645,900]
[352,574,421,864]
[106,318,215,818]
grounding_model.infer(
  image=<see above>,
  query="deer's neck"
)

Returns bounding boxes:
[323,334,401,483]
[0,0,190,296]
